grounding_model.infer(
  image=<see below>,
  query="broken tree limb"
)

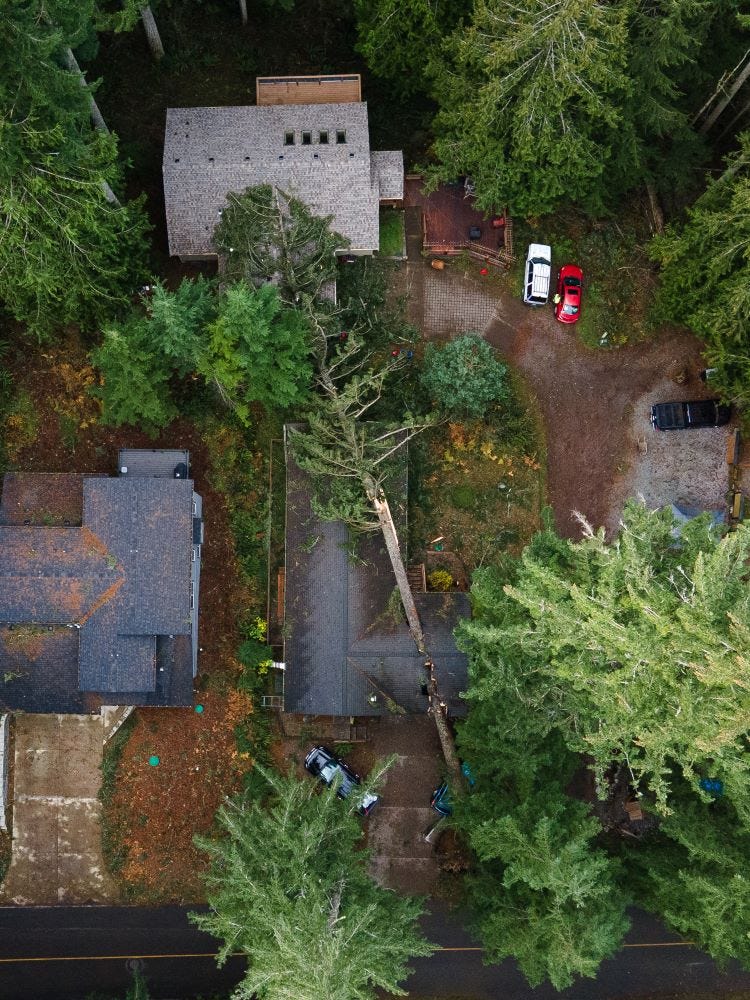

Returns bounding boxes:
[698,49,750,134]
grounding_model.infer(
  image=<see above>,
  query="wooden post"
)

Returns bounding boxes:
[239,0,248,26]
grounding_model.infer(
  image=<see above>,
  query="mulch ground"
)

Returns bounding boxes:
[2,333,258,901]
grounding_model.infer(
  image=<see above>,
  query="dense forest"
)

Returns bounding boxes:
[1,2,750,998]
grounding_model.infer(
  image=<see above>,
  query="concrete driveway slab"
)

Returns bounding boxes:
[0,714,116,905]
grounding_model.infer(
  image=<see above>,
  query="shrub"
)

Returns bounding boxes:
[428,568,453,591]
[421,334,508,418]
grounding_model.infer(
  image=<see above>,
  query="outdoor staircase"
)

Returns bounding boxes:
[407,564,426,593]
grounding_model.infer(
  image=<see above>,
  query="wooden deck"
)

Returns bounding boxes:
[256,74,361,106]
[404,177,514,266]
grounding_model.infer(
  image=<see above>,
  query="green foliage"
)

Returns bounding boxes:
[650,135,750,402]
[92,316,177,433]
[0,2,150,337]
[354,0,468,95]
[191,769,434,1000]
[428,0,631,216]
[291,330,432,532]
[200,283,312,421]
[214,184,343,306]
[92,279,313,430]
[428,569,453,592]
[427,0,723,216]
[464,793,628,989]
[99,712,136,876]
[378,209,405,257]
[421,335,507,418]
[457,502,750,981]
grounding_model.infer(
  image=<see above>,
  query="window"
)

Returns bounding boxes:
[336,130,346,144]
[302,131,312,145]
[319,130,329,144]
[284,131,295,146]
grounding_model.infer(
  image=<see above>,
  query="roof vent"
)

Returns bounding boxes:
[208,156,214,162]
[314,153,319,160]
[244,155,250,161]
[279,154,284,160]
[120,466,128,474]
[174,157,180,163]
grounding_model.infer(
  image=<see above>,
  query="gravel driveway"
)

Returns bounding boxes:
[409,256,731,537]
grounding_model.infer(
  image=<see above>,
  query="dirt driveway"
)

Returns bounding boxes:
[410,255,728,538]
[0,715,115,905]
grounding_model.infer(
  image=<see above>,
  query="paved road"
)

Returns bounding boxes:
[0,904,747,999]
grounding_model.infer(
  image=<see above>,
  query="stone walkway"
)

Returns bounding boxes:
[0,714,116,905]
[367,716,444,894]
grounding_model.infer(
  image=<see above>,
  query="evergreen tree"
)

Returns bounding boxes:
[214,184,343,306]
[650,134,750,403]
[191,769,433,1000]
[428,0,632,215]
[421,334,508,418]
[92,315,177,432]
[456,502,750,984]
[200,282,312,421]
[465,792,629,990]
[0,0,150,337]
[353,0,469,95]
[93,279,312,429]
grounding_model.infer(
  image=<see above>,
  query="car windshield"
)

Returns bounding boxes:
[564,276,581,287]
[562,304,579,314]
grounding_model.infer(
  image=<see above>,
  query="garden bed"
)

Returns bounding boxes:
[410,394,545,577]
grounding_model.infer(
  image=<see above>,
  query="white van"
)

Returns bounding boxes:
[523,243,552,306]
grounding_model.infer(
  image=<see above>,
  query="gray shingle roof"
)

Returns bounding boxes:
[163,103,403,257]
[283,440,469,717]
[371,151,404,201]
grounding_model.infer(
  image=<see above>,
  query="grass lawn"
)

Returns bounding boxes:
[379,208,406,257]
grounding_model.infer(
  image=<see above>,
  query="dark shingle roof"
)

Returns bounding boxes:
[0,471,199,711]
[283,440,469,717]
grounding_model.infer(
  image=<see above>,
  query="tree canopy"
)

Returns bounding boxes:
[214,184,344,307]
[92,278,312,430]
[650,134,750,403]
[455,503,750,985]
[191,769,433,1000]
[0,0,150,337]
[420,334,508,418]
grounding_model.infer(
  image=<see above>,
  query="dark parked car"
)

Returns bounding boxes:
[651,399,731,430]
[304,745,380,816]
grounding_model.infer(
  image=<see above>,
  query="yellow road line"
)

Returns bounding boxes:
[0,942,696,964]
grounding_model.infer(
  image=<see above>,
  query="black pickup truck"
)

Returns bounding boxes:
[650,399,731,430]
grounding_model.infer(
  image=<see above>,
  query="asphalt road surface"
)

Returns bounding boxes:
[0,904,748,1000]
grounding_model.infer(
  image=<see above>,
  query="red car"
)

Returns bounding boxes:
[554,264,583,323]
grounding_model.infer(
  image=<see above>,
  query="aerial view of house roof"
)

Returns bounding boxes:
[163,75,404,260]
[283,433,469,718]
[0,451,203,714]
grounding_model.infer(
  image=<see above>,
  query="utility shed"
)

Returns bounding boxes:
[282,430,469,718]
[162,77,403,261]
